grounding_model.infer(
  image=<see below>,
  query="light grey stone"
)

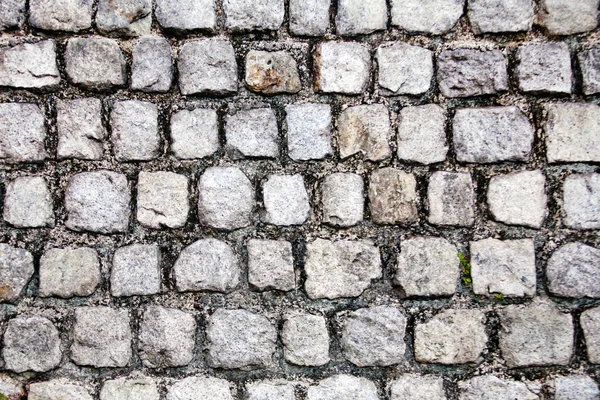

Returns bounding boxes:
[453,106,534,163]
[377,43,433,95]
[555,376,600,400]
[470,238,536,297]
[0,374,25,399]
[65,38,126,91]
[29,380,93,400]
[247,239,295,291]
[0,0,25,30]
[304,238,381,299]
[247,382,295,400]
[547,242,600,298]
[438,49,508,98]
[545,103,600,163]
[389,375,446,400]
[289,0,329,36]
[487,170,547,228]
[139,306,196,368]
[65,170,131,234]
[397,104,447,164]
[226,108,279,158]
[178,39,238,96]
[335,0,387,35]
[285,103,333,161]
[206,308,277,369]
[368,168,418,225]
[167,377,233,400]
[322,172,364,227]
[29,0,93,31]
[415,309,487,364]
[245,50,301,95]
[0,41,60,89]
[579,48,600,95]
[340,305,406,366]
[71,306,132,368]
[563,174,600,230]
[428,171,475,227]
[315,42,370,94]
[56,98,105,160]
[198,166,254,230]
[96,0,151,36]
[170,108,219,159]
[391,0,464,34]
[468,0,533,33]
[223,0,284,32]
[39,247,100,298]
[458,375,539,400]
[131,37,173,93]
[307,375,378,400]
[581,306,600,363]
[498,300,574,367]
[539,0,599,35]
[0,103,47,163]
[155,0,216,31]
[3,176,54,228]
[263,174,310,226]
[395,237,459,297]
[3,316,61,373]
[173,238,241,293]
[282,312,330,366]
[137,171,190,229]
[516,43,572,94]
[337,104,392,161]
[101,377,159,400]
[111,100,159,161]
[110,244,161,297]
[0,244,34,302]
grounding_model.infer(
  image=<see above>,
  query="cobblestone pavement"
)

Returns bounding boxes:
[0,0,599,399]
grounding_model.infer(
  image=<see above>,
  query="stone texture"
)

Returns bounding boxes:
[377,44,433,95]
[100,377,159,400]
[340,306,406,366]
[438,49,508,98]
[289,0,329,36]
[0,375,25,399]
[335,0,387,35]
[368,168,418,225]
[453,106,534,163]
[337,104,392,161]
[3,176,54,228]
[245,51,301,94]
[307,375,378,400]
[0,0,25,30]
[96,0,151,36]
[167,377,233,400]
[223,0,284,32]
[262,174,311,226]
[468,0,533,33]
[178,40,238,96]
[71,307,132,368]
[206,308,277,369]
[547,242,600,298]
[282,312,330,366]
[0,103,47,163]
[3,316,61,372]
[563,174,600,230]
[65,38,126,91]
[579,48,600,95]
[137,171,190,229]
[459,375,539,400]
[173,238,241,293]
[247,382,295,400]
[516,43,572,94]
[539,0,599,35]
[322,173,364,227]
[545,103,600,163]
[304,238,381,299]
[111,100,159,161]
[0,244,34,302]
[110,244,161,297]
[581,306,600,363]
[391,0,463,34]
[225,108,279,158]
[397,104,447,164]
[198,166,254,230]
[286,103,333,160]
[29,380,93,400]
[487,170,547,228]
[30,0,92,31]
[395,237,459,297]
[64,170,131,233]
[314,42,370,94]
[0,41,60,89]
[56,98,105,160]
[427,171,475,227]
[139,306,196,368]
[247,239,295,291]
[155,0,216,31]
[389,375,446,400]
[170,108,219,159]
[554,376,600,400]
[39,247,100,298]
[131,37,173,93]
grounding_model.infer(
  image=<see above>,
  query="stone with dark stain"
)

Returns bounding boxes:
[245,50,301,95]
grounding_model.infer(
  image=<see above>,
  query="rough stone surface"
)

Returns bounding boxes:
[110,244,161,297]
[468,0,534,33]
[223,0,284,32]
[246,382,295,400]
[581,306,600,363]
[539,0,599,35]
[337,104,392,161]
[39,247,100,298]
[167,377,233,400]
[225,108,279,158]
[29,0,92,31]
[111,100,159,161]
[245,51,301,94]
[554,376,600,400]
[0,103,47,163]
[29,380,93,400]
[322,172,364,227]
[285,103,333,160]
[155,0,216,31]
[390,0,464,34]
[0,244,34,302]
[307,375,378,400]
[368,168,418,225]
[314,42,370,94]
[547,242,600,298]
[282,312,330,366]
[376,44,433,95]
[289,0,329,36]
[0,375,25,399]
[0,41,60,89]
[56,98,105,160]
[579,48,600,95]
[131,37,173,93]
[3,176,54,228]
[100,377,159,400]
[389,375,446,400]
[459,375,539,400]
[516,43,572,94]
[137,171,189,229]
[0,0,25,30]
[545,103,600,163]
[335,0,387,35]
[397,104,447,164]
[247,239,295,291]
[563,173,600,230]
[170,108,219,159]
[262,174,311,226]
[427,171,475,227]
[65,38,126,91]
[96,0,152,36]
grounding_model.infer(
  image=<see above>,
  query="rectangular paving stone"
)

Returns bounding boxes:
[0,103,48,163]
[110,244,161,297]
[468,0,533,33]
[225,108,279,158]
[397,104,447,164]
[247,239,295,292]
[170,108,219,159]
[289,0,329,36]
[337,104,392,161]
[391,0,464,34]
[427,171,475,227]
[29,0,93,31]
[516,43,572,94]
[131,37,173,93]
[545,103,600,163]
[56,98,105,160]
[3,176,54,228]
[0,0,25,30]
[65,38,126,91]
[335,0,387,35]
[377,43,433,95]
[96,0,151,36]
[39,247,100,298]
[137,171,190,229]
[322,172,364,227]
[563,173,600,230]
[539,0,599,35]
[314,42,370,94]
[155,0,216,31]
[0,41,60,89]
[368,168,418,225]
[223,0,284,32]
[286,103,333,161]
[110,100,159,161]
[282,312,330,366]
[579,47,600,95]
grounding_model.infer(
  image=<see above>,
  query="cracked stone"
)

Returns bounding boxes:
[376,43,433,95]
[170,108,219,159]
[468,0,534,33]
[368,168,418,225]
[391,0,464,34]
[39,247,100,298]
[29,380,93,400]
[289,0,329,36]
[131,37,173,93]
[247,382,295,400]
[3,316,61,373]
[337,104,392,161]
[29,0,93,31]
[282,312,330,366]
[0,0,25,30]
[57,98,105,160]
[110,244,161,297]
[539,0,599,35]
[390,375,446,400]
[0,103,47,163]
[223,0,284,32]
[555,376,600,400]
[263,174,311,226]
[100,377,159,400]
[428,171,475,227]
[3,176,54,228]
[155,0,216,31]
[579,48,600,95]
[0,41,60,89]
[545,103,600,163]
[322,172,364,227]
[563,173,600,230]
[0,244,34,303]
[397,104,447,164]
[581,306,600,363]
[167,377,233,400]
[547,242,600,298]
[516,43,572,94]
[65,38,126,91]
[96,0,151,36]
[225,108,279,158]
[286,103,333,160]
[245,50,300,94]
[314,42,370,94]
[335,0,387,35]
[111,100,159,161]
[459,375,539,400]
[247,239,295,292]
[307,375,378,400]
[137,171,190,229]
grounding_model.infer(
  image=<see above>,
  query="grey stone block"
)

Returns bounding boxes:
[100,377,159,400]
[314,42,370,94]
[335,0,387,35]
[391,0,464,34]
[39,247,100,298]
[0,375,24,399]
[322,172,364,227]
[282,312,330,366]
[225,108,279,158]
[307,375,378,400]
[262,174,311,226]
[131,37,173,93]
[427,171,475,227]
[539,0,599,35]
[245,50,301,94]
[563,174,600,230]
[0,0,25,30]
[3,316,61,372]
[223,0,284,32]
[110,244,161,297]
[56,98,105,160]
[111,100,159,161]
[65,38,126,91]
[468,0,533,33]
[247,239,295,292]
[376,43,433,95]
[397,104,447,164]
[389,375,446,400]
[29,0,93,31]
[170,108,219,159]
[3,176,54,228]
[96,0,151,36]
[0,244,34,303]
[547,242,600,298]
[555,376,600,400]
[459,375,539,400]
[581,306,600,363]
[285,103,333,161]
[516,43,572,94]
[155,0,216,31]
[368,168,418,225]
[30,380,93,400]
[337,104,392,161]
[0,103,47,163]
[247,382,295,400]
[137,171,190,229]
[0,41,60,89]
[167,377,233,400]
[545,103,600,163]
[579,48,600,95]
[289,0,329,36]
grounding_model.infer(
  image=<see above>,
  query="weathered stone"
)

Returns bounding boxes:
[247,382,295,400]
[337,104,392,161]
[0,375,25,399]
[110,244,161,297]
[223,0,284,32]
[438,49,508,98]
[0,103,47,163]
[389,375,446,400]
[397,105,447,165]
[555,376,600,400]
[173,238,241,293]
[428,171,475,227]
[111,100,159,161]
[39,247,100,298]
[155,0,216,31]
[368,168,418,225]
[304,238,381,299]
[96,0,151,36]
[282,312,330,366]
[245,51,300,94]
[65,38,126,91]
[322,173,364,227]
[391,0,464,34]
[581,306,600,363]
[131,37,173,93]
[29,0,92,31]
[415,309,487,364]
[458,375,539,400]
[376,43,433,95]
[545,103,600,163]
[563,174,600,230]
[547,242,600,298]
[100,377,159,400]
[198,167,254,230]
[29,380,93,400]
[56,98,105,160]
[498,300,574,367]
[3,176,54,228]
[579,48,600,95]
[314,42,370,94]
[225,108,279,158]
[340,306,406,366]
[71,307,132,368]
[206,308,277,369]
[0,0,25,30]
[307,375,378,400]
[516,43,572,94]
[178,39,238,96]
[468,0,533,33]
[0,244,34,302]
[139,306,196,368]
[137,171,189,229]
[3,316,61,372]
[285,103,333,161]
[167,377,233,400]
[170,108,219,159]
[65,170,131,233]
[0,41,60,89]
[487,170,547,228]
[539,0,599,35]
[335,0,386,35]
[247,239,295,291]
[289,0,329,36]
[263,174,311,226]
